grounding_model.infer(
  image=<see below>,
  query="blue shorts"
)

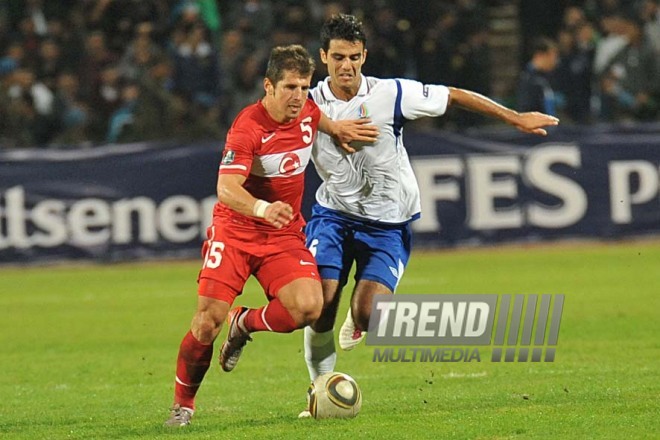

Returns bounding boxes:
[305,204,412,292]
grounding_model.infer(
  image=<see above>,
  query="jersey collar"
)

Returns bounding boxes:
[320,74,369,101]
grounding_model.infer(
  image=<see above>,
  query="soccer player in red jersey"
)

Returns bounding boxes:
[164,44,377,426]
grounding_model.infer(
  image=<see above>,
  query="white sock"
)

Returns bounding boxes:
[303,326,337,381]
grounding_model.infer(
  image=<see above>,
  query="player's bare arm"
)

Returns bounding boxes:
[216,174,293,229]
[318,112,379,153]
[448,87,560,136]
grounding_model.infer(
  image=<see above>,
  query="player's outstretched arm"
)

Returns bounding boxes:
[217,174,293,229]
[318,113,379,153]
[448,87,560,136]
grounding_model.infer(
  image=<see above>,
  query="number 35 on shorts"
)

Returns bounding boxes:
[203,241,225,269]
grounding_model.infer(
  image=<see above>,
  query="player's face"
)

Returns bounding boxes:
[321,39,367,97]
[264,70,312,123]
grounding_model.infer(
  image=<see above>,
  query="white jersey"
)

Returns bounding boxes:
[310,75,450,224]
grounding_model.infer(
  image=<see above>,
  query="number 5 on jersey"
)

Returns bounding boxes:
[300,116,313,144]
[203,241,225,269]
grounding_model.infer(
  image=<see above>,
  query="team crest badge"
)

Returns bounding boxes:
[358,103,369,119]
[278,152,302,175]
[222,150,235,165]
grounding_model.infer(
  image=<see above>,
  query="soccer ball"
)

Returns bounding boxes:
[307,372,362,419]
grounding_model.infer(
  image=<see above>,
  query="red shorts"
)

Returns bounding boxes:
[197,224,320,304]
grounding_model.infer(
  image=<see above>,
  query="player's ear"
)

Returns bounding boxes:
[319,48,328,64]
[264,77,273,95]
[362,49,368,64]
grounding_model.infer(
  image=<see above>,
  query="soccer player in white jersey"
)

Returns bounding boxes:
[300,14,559,413]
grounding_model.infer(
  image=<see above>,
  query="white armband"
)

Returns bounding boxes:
[253,199,271,218]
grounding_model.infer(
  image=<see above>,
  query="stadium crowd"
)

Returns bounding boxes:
[0,0,658,149]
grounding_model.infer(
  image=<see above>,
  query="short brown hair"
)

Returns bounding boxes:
[265,44,315,85]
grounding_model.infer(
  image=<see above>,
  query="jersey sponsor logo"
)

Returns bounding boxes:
[299,259,315,266]
[278,152,302,175]
[261,132,276,143]
[221,150,235,165]
[423,85,429,97]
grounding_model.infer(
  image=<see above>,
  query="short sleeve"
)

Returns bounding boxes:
[219,128,257,176]
[398,79,450,121]
[307,97,321,124]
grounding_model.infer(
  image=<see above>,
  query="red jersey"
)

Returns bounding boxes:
[213,98,321,233]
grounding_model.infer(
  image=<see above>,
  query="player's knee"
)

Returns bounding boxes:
[192,310,226,343]
[295,291,323,325]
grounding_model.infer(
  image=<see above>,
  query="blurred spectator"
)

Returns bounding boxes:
[172,0,222,45]
[639,0,660,57]
[563,5,587,31]
[35,38,65,91]
[23,0,49,37]
[171,21,221,110]
[94,65,123,124]
[453,27,493,128]
[1,67,54,146]
[7,67,53,117]
[219,29,248,87]
[0,41,23,73]
[416,6,460,86]
[128,57,183,141]
[593,14,629,76]
[226,0,274,50]
[516,37,560,115]
[226,51,266,122]
[45,15,85,69]
[362,5,412,78]
[78,31,118,99]
[51,71,90,146]
[597,14,658,121]
[555,21,596,123]
[118,22,165,81]
[455,28,491,95]
[106,81,139,143]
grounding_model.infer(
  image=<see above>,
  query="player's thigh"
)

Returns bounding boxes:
[197,232,252,305]
[353,222,412,292]
[253,236,321,301]
[305,206,355,286]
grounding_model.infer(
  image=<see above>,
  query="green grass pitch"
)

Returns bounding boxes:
[1,240,659,439]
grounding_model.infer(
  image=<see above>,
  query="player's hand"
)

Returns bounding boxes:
[264,201,293,229]
[332,119,379,154]
[512,112,560,136]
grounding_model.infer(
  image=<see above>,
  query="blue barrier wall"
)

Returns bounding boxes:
[1,125,658,264]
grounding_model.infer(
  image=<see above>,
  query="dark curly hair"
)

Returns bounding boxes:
[320,14,367,51]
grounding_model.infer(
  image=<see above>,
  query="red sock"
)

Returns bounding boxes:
[173,331,213,410]
[242,298,298,333]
